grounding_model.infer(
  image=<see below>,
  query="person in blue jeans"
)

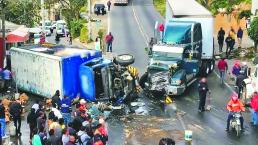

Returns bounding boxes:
[61,96,72,126]
[0,100,6,137]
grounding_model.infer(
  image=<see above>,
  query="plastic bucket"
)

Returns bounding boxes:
[9,125,16,136]
[15,93,20,100]
[184,130,193,141]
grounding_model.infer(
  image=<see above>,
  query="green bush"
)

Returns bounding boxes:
[80,27,88,43]
[98,29,105,39]
[80,6,87,13]
[70,19,84,38]
[81,19,88,24]
[248,18,258,52]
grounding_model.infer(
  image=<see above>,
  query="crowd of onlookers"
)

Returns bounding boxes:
[0,89,108,145]
[217,26,244,58]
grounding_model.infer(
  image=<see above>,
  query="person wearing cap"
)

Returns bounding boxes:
[231,61,241,82]
[226,93,245,131]
[250,92,258,125]
[198,77,209,112]
[236,70,246,98]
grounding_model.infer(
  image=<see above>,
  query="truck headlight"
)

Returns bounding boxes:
[171,79,181,85]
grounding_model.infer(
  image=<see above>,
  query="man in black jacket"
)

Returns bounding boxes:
[225,34,233,58]
[198,77,209,112]
[52,90,61,109]
[217,27,225,52]
[236,70,246,98]
[27,108,37,139]
[9,99,22,136]
[0,99,6,137]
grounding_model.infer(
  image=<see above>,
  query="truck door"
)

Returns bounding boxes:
[79,66,96,101]
[193,23,202,59]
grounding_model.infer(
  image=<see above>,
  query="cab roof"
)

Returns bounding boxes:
[167,0,213,17]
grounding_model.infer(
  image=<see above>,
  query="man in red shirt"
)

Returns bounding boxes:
[217,58,228,84]
[105,32,114,52]
[159,23,164,42]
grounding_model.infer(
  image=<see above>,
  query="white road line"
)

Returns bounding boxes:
[108,12,111,33]
[213,71,234,92]
[131,0,149,46]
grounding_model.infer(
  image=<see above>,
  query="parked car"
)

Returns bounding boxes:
[44,27,51,36]
[94,4,106,15]
[56,20,69,37]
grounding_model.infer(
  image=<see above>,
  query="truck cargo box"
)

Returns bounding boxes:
[11,45,102,99]
[166,0,214,60]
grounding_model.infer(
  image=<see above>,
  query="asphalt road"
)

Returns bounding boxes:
[109,0,258,145]
[11,1,257,144]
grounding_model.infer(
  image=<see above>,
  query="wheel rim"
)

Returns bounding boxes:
[118,55,133,61]
[206,66,210,74]
[210,63,214,71]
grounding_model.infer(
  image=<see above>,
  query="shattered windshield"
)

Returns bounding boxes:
[153,51,182,61]
[163,23,191,44]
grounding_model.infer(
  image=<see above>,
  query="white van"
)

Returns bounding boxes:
[56,20,69,37]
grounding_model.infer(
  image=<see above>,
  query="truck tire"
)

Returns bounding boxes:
[139,72,148,89]
[200,61,209,77]
[205,62,210,76]
[209,60,215,73]
[115,54,135,66]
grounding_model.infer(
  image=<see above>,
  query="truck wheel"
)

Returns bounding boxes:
[209,60,215,73]
[115,54,135,66]
[205,62,210,76]
[139,72,148,89]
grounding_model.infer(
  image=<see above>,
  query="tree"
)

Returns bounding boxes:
[196,0,251,15]
[196,0,213,8]
[57,0,87,31]
[70,19,83,38]
[4,0,41,27]
[248,18,258,52]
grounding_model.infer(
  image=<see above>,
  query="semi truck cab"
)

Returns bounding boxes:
[140,21,203,96]
[140,0,215,97]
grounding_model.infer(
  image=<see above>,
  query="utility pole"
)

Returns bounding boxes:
[1,0,6,68]
[88,0,92,40]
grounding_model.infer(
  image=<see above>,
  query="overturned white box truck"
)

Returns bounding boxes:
[11,45,138,103]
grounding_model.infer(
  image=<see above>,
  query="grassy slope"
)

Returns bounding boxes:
[153,0,166,17]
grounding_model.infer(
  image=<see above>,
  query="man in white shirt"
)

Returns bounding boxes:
[51,106,63,119]
[31,100,40,113]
